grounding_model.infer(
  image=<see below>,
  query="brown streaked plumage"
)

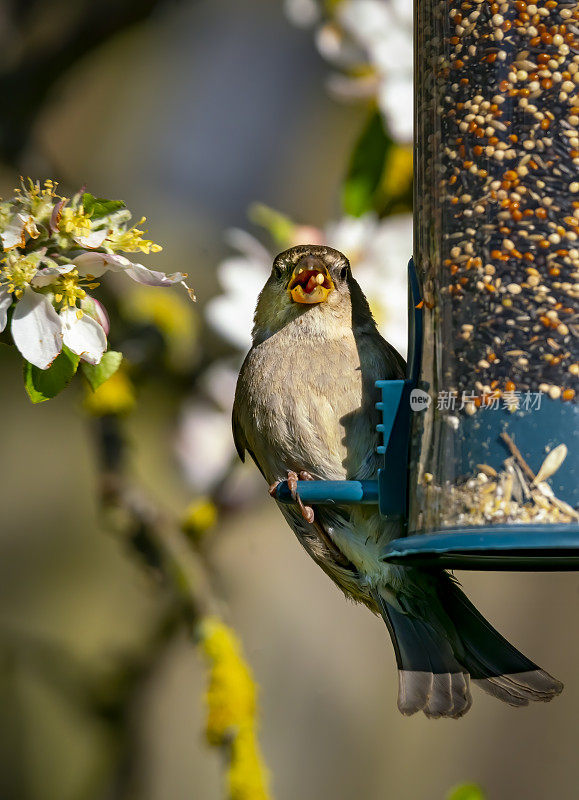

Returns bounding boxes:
[233,245,563,718]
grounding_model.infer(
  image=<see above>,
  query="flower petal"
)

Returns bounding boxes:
[284,0,320,28]
[390,0,413,27]
[224,229,271,267]
[316,23,365,67]
[31,263,75,288]
[73,228,109,249]
[11,288,63,368]
[73,252,129,277]
[378,75,413,142]
[338,0,394,43]
[1,213,28,250]
[75,252,190,292]
[175,403,236,492]
[50,198,67,233]
[124,263,187,286]
[61,306,107,365]
[205,294,255,350]
[326,213,378,258]
[217,257,268,298]
[0,287,12,332]
[326,71,379,101]
[80,294,110,335]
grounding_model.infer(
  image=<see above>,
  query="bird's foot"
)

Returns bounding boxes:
[269,472,350,567]
[295,471,351,567]
[268,470,315,523]
[289,470,315,523]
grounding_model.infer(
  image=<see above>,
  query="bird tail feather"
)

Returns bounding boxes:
[374,575,563,719]
[436,578,563,707]
[376,594,472,718]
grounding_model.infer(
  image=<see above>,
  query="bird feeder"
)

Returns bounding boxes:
[277,0,579,570]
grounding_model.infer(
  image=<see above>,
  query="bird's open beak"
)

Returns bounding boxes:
[287,262,334,304]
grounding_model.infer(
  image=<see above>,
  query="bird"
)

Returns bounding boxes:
[232,244,563,718]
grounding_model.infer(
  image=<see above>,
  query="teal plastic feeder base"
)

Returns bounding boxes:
[381,526,579,571]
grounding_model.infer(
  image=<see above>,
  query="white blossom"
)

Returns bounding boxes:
[0,178,193,374]
[175,361,240,493]
[289,0,413,142]
[176,402,235,493]
[205,229,271,351]
[327,213,410,355]
[0,287,12,331]
[10,287,63,369]
[73,252,188,289]
[284,0,321,27]
[174,359,264,502]
[60,306,107,365]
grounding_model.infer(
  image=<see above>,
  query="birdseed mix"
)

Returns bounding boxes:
[419,439,578,528]
[411,0,578,530]
[415,0,579,410]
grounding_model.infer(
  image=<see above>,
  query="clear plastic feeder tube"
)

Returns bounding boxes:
[411,0,579,533]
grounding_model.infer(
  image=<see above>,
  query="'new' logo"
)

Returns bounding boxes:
[410,389,431,412]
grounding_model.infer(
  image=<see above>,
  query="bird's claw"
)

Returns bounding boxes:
[288,470,315,523]
[298,470,314,481]
[268,470,315,523]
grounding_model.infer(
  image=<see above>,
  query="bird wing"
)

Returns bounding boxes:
[378,333,406,380]
[346,330,406,481]
[232,390,270,481]
[231,402,246,463]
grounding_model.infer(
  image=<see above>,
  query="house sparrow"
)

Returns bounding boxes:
[232,244,563,718]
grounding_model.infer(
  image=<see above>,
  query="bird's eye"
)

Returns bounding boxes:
[340,266,349,280]
[273,264,283,278]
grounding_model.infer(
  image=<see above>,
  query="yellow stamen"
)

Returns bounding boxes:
[106,218,163,254]
[0,251,42,292]
[59,206,93,237]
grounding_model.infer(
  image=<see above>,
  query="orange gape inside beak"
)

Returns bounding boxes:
[288,262,334,304]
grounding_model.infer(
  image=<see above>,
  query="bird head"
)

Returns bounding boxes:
[252,245,367,342]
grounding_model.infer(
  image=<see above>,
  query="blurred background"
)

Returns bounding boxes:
[0,1,577,799]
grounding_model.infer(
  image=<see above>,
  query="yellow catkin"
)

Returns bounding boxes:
[83,370,136,416]
[123,287,199,368]
[182,498,218,540]
[200,618,272,800]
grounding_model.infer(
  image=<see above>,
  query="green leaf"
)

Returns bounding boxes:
[82,192,125,219]
[81,350,123,391]
[248,203,295,247]
[446,784,486,800]
[342,109,393,217]
[24,346,80,404]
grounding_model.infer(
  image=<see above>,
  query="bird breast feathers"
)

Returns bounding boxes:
[235,328,381,482]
